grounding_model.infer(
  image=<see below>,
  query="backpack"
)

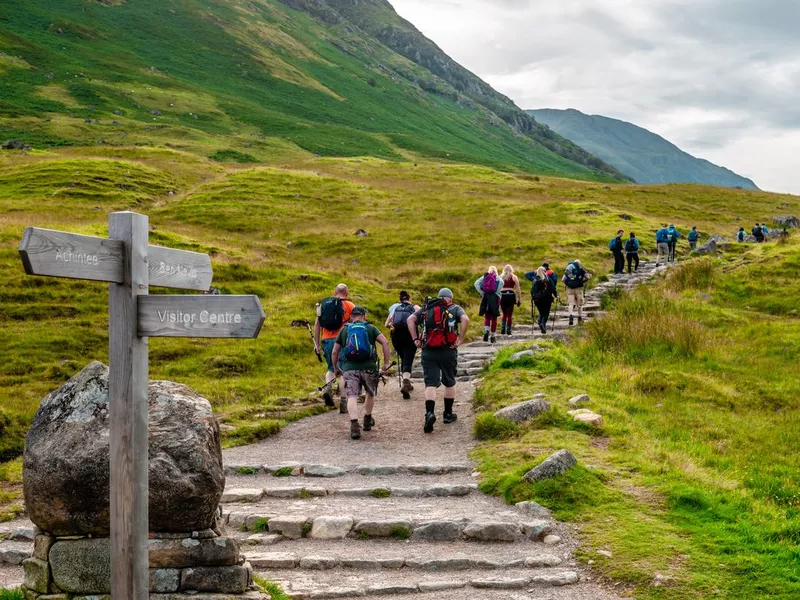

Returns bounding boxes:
[564,262,585,289]
[481,272,498,293]
[344,322,374,362]
[737,231,745,241]
[392,302,415,328]
[421,297,458,348]
[609,237,619,251]
[752,227,762,237]
[625,238,638,252]
[319,297,345,331]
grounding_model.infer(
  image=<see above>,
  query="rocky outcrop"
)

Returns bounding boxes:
[24,361,224,535]
[773,215,799,228]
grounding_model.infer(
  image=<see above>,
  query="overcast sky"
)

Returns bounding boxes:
[390,0,800,195]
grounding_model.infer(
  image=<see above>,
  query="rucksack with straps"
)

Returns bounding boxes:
[344,322,374,362]
[481,272,498,293]
[564,262,586,289]
[392,302,415,328]
[625,238,638,252]
[422,297,458,348]
[319,297,345,331]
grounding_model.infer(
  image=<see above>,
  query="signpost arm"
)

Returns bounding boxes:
[108,212,149,600]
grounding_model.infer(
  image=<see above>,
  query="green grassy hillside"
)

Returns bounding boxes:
[0,0,625,180]
[529,108,759,189]
[1,146,798,523]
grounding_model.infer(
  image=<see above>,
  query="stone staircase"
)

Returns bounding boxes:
[0,261,671,598]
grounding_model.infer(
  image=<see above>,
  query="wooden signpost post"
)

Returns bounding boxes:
[19,212,265,600]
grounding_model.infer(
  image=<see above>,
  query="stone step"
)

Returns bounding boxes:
[221,483,479,503]
[258,567,579,599]
[224,463,471,478]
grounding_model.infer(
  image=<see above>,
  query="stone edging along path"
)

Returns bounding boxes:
[0,261,673,599]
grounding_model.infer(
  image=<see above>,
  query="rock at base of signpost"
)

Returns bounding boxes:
[494,399,550,423]
[24,361,225,535]
[523,449,578,482]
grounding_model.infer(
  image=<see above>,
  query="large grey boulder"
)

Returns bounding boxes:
[494,399,550,423]
[694,239,717,255]
[773,215,800,228]
[523,449,577,483]
[24,361,224,535]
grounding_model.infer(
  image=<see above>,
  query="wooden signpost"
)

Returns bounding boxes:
[18,212,265,600]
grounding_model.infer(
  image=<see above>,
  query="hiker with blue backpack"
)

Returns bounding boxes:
[667,224,681,262]
[609,229,625,274]
[385,291,420,399]
[332,306,392,440]
[656,224,670,266]
[474,266,503,344]
[688,226,699,250]
[315,284,355,412]
[737,227,746,242]
[562,260,591,326]
[625,232,640,273]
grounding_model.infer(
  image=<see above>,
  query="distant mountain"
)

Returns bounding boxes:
[528,109,758,189]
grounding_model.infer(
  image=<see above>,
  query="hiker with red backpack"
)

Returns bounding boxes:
[406,288,470,434]
[474,266,503,344]
[332,307,392,440]
[314,284,355,412]
[499,265,522,336]
[385,290,421,399]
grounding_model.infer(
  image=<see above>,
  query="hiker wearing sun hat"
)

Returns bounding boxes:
[406,288,470,434]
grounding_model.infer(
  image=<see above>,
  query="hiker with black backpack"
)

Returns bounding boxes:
[528,267,556,334]
[315,284,355,412]
[385,291,421,399]
[625,232,640,274]
[406,288,470,434]
[562,259,591,326]
[474,266,503,344]
[753,223,765,243]
[609,230,625,274]
[331,307,392,440]
[499,265,522,336]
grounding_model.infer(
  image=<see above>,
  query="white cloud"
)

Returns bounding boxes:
[390,0,800,194]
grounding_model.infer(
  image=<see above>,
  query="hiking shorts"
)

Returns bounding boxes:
[342,369,380,398]
[321,337,342,373]
[566,288,584,308]
[420,347,458,388]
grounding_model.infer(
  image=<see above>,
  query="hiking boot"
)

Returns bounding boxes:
[322,389,334,407]
[539,322,546,334]
[363,415,375,431]
[350,421,361,440]
[490,334,496,344]
[401,378,413,400]
[483,331,489,342]
[569,316,574,327]
[339,398,347,414]
[424,411,437,434]
[443,412,458,424]
[506,325,512,336]
[500,322,507,335]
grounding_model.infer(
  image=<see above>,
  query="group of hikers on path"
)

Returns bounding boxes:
[610,223,698,274]
[311,258,594,440]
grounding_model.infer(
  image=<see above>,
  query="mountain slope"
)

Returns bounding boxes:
[0,0,624,181]
[529,108,758,189]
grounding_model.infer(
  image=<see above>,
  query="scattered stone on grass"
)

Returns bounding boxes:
[568,408,604,427]
[494,399,550,423]
[567,394,590,407]
[523,449,577,482]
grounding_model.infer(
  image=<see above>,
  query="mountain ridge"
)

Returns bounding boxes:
[528,108,758,189]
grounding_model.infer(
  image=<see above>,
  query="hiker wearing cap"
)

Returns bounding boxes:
[562,259,591,326]
[475,266,503,344]
[667,224,681,262]
[609,230,625,274]
[499,265,522,336]
[406,288,470,434]
[625,232,640,273]
[385,291,421,399]
[315,284,355,412]
[332,307,392,440]
[656,225,670,266]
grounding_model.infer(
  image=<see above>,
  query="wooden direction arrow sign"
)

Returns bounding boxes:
[139,295,265,338]
[19,227,213,291]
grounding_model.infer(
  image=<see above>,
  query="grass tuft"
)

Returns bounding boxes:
[474,412,519,441]
[370,488,392,498]
[253,575,290,600]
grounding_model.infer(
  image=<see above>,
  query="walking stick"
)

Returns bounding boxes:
[551,296,558,330]
[530,297,536,339]
[291,319,323,362]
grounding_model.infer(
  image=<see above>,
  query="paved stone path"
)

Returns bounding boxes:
[0,262,670,599]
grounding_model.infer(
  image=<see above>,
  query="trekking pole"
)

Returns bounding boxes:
[291,319,323,362]
[551,297,558,330]
[379,361,398,387]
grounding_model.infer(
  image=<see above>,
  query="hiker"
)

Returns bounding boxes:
[667,224,681,262]
[315,284,355,411]
[609,229,625,274]
[332,307,392,440]
[385,291,420,399]
[688,226,699,251]
[737,227,746,242]
[625,232,640,273]
[499,265,522,336]
[530,267,556,333]
[761,223,770,238]
[542,263,559,295]
[406,288,469,434]
[656,224,670,265]
[753,223,765,243]
[474,266,502,344]
[562,259,591,326]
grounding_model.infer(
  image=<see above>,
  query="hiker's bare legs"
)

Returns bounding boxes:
[364,395,375,416]
[424,386,437,401]
[347,396,360,420]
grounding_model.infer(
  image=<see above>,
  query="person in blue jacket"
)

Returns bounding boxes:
[687,226,699,251]
[667,224,681,262]
[609,229,625,274]
[656,224,670,266]
[625,232,640,273]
